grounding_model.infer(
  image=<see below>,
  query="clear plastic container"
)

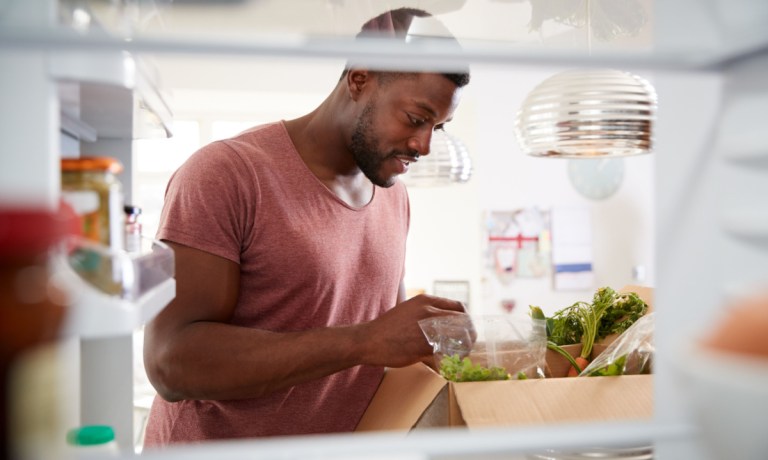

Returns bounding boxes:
[65,235,174,300]
[419,315,548,381]
[53,234,176,338]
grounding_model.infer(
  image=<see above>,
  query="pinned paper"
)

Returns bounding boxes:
[551,206,594,291]
[485,208,551,284]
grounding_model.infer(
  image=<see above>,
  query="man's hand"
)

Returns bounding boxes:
[358,294,467,368]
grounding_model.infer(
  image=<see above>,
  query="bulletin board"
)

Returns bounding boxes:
[485,208,551,285]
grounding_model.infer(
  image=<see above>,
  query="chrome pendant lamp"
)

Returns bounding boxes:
[515,68,657,158]
[400,129,473,186]
[514,0,657,159]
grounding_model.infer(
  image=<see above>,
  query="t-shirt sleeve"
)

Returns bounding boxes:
[156,141,257,264]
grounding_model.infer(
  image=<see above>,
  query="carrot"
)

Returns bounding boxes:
[547,341,584,375]
[540,305,592,377]
[567,356,590,377]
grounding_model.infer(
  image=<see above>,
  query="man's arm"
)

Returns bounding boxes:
[144,241,465,402]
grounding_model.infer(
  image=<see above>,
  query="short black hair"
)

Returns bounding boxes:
[340,69,470,88]
[340,8,470,88]
[437,71,471,88]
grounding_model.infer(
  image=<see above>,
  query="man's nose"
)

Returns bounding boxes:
[407,130,432,156]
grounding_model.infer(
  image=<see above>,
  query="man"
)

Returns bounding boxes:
[143,8,470,446]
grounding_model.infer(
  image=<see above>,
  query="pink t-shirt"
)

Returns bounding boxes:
[144,122,409,446]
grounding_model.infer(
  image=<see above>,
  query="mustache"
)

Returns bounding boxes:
[389,150,420,162]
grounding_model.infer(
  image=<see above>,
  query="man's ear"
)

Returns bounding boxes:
[346,69,370,101]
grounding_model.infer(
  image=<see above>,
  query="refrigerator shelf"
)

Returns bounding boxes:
[718,93,768,167]
[54,236,176,339]
[721,212,768,243]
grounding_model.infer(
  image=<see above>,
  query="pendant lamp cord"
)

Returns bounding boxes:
[586,0,592,54]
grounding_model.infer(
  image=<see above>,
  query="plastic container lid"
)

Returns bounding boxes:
[61,157,124,174]
[66,425,115,446]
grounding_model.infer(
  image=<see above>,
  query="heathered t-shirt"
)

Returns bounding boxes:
[143,121,409,446]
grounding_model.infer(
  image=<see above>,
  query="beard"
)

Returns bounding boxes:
[350,100,405,188]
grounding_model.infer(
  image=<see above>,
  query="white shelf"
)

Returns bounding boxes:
[0,16,766,74]
[60,107,97,142]
[60,277,175,339]
[53,237,176,339]
[722,211,768,243]
[50,48,137,89]
[134,421,695,460]
[50,49,173,141]
[718,93,768,166]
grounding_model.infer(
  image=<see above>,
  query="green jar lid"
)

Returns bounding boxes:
[66,425,115,446]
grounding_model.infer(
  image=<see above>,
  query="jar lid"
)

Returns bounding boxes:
[66,425,115,446]
[61,157,124,174]
[0,204,80,260]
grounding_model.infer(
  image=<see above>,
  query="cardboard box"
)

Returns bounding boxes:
[356,364,653,431]
[356,285,654,432]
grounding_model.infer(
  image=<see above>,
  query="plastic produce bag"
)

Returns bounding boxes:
[419,315,547,381]
[580,312,654,377]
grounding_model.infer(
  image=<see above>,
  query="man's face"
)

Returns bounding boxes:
[349,98,403,188]
[349,72,463,188]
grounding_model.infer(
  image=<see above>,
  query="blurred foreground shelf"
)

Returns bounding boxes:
[54,236,175,339]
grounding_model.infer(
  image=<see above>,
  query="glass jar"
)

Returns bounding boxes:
[61,157,124,251]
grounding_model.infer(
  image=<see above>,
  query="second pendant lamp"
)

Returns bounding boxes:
[400,129,473,186]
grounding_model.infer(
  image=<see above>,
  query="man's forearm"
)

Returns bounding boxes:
[145,320,368,402]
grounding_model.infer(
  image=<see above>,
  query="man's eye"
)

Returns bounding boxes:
[408,114,425,126]
[433,124,445,132]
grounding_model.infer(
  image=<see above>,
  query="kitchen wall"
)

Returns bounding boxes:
[148,57,656,318]
[405,65,655,317]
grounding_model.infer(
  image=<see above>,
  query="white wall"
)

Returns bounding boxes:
[405,65,655,318]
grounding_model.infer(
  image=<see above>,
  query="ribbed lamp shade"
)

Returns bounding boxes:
[400,129,472,186]
[515,69,657,158]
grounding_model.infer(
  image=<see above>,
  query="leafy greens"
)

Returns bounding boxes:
[439,354,512,382]
[536,287,648,347]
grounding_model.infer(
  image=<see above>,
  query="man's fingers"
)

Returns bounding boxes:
[421,294,467,313]
[425,306,466,318]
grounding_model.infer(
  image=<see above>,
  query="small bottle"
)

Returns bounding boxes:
[123,205,142,254]
[66,425,119,456]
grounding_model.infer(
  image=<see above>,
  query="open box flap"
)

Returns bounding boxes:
[356,363,447,431]
[620,284,654,312]
[452,374,653,428]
